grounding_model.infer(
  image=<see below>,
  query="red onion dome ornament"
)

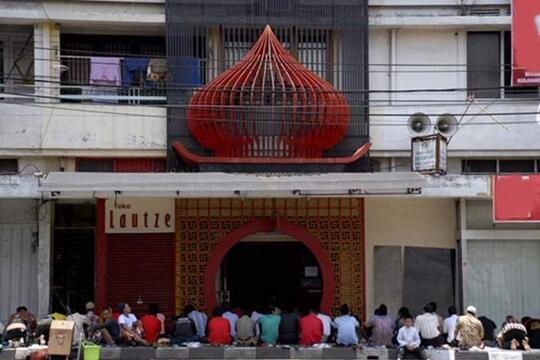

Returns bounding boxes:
[174,25,370,165]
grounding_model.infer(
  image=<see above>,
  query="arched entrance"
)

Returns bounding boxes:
[204,218,335,313]
[219,236,322,310]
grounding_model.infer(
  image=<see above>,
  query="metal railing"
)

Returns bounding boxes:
[59,54,167,104]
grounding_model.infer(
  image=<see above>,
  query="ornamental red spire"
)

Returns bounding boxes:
[176,25,369,165]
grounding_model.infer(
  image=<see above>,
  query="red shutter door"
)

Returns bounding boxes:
[106,233,175,318]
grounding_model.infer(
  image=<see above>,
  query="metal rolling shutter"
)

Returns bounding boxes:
[106,233,175,318]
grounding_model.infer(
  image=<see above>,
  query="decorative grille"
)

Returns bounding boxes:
[175,198,365,318]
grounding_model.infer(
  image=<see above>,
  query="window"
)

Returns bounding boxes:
[467,31,538,99]
[0,159,18,174]
[220,27,333,83]
[0,41,3,89]
[467,32,501,99]
[462,159,497,174]
[76,158,166,172]
[463,159,539,174]
[499,159,535,173]
[76,159,114,172]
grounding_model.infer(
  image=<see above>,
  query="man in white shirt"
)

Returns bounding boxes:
[222,302,239,338]
[332,304,360,346]
[316,308,333,342]
[397,316,427,360]
[118,303,148,345]
[415,304,442,347]
[443,306,458,345]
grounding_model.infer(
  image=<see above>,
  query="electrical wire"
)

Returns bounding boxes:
[2,74,538,96]
[6,97,540,127]
[5,43,531,71]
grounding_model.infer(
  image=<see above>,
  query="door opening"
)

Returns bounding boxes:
[217,239,322,310]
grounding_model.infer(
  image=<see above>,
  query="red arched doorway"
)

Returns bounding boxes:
[204,218,335,314]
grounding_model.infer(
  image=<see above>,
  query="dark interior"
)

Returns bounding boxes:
[221,241,322,311]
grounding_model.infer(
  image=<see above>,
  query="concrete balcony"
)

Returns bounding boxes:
[0,102,166,157]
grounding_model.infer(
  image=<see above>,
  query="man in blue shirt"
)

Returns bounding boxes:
[332,304,360,346]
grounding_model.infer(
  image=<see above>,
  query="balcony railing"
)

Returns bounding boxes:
[59,55,167,104]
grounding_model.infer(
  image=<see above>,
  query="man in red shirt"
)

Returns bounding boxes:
[140,303,163,343]
[299,308,324,345]
[208,307,231,345]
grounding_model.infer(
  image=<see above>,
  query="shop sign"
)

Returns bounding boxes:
[105,198,175,233]
[512,0,540,86]
[411,134,447,175]
[494,175,540,222]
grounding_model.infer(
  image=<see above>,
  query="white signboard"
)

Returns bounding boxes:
[411,135,447,174]
[105,198,175,233]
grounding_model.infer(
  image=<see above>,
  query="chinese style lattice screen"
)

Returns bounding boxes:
[175,198,365,317]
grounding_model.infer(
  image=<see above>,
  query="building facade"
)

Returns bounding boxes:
[0,0,539,324]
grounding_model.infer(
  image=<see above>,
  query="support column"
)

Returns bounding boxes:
[95,199,107,311]
[459,198,468,312]
[37,200,52,318]
[389,28,397,106]
[34,22,60,103]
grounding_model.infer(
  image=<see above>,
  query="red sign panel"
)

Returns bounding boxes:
[512,0,540,86]
[493,175,540,222]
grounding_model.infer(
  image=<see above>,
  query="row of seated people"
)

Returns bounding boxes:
[85,302,360,347]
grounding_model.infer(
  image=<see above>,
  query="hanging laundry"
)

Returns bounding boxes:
[123,57,149,88]
[90,57,122,86]
[176,56,201,86]
[147,58,167,83]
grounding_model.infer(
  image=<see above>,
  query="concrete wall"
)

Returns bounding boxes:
[364,198,457,315]
[369,26,540,156]
[0,104,166,157]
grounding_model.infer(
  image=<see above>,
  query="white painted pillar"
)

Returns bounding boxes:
[37,200,52,318]
[34,22,60,103]
[459,198,468,311]
[389,28,398,106]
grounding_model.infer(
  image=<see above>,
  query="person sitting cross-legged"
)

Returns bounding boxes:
[299,308,323,346]
[208,306,231,345]
[235,309,258,346]
[497,316,530,351]
[171,308,200,345]
[118,303,148,346]
[90,307,120,345]
[140,303,164,344]
[257,305,281,346]
[397,316,427,360]
[333,304,360,347]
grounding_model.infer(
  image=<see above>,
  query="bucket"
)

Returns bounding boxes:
[82,341,101,360]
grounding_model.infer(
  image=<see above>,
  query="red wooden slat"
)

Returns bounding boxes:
[187,25,350,160]
[106,233,176,319]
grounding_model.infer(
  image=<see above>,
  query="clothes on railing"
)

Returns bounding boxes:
[176,56,201,86]
[147,58,167,83]
[123,58,150,88]
[90,57,122,86]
